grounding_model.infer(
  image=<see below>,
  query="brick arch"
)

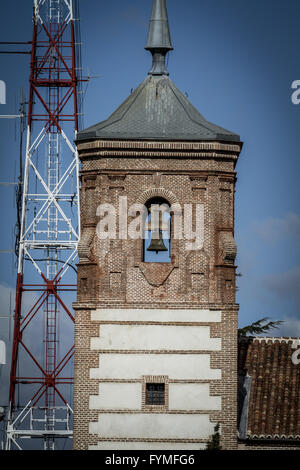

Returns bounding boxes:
[136,188,178,206]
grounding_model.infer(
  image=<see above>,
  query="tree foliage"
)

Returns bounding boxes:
[238,317,283,337]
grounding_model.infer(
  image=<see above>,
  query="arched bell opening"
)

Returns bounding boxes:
[143,197,172,263]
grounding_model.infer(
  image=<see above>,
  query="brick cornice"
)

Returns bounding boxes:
[79,150,240,160]
[77,139,241,152]
[77,139,242,160]
[80,169,237,179]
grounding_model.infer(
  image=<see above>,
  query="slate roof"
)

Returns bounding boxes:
[77,0,240,143]
[238,337,300,440]
[76,75,240,142]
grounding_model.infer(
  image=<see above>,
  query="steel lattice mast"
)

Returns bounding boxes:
[6,0,83,450]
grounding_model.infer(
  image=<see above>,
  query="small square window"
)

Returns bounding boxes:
[145,383,165,405]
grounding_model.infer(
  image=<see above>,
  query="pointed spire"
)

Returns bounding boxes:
[145,0,173,76]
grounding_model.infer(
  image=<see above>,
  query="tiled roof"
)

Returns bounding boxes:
[238,337,300,440]
[77,75,240,142]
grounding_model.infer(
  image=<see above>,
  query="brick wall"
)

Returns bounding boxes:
[73,138,242,450]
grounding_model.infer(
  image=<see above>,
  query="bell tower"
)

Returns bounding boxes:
[73,0,242,450]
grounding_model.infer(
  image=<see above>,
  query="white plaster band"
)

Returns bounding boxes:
[91,308,221,323]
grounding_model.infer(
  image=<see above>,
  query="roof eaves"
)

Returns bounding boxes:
[168,80,240,141]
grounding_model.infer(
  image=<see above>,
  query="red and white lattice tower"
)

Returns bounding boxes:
[6,0,83,450]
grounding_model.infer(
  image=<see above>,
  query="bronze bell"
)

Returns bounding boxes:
[146,207,169,253]
[147,229,168,253]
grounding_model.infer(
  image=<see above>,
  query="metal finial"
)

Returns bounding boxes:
[145,0,173,76]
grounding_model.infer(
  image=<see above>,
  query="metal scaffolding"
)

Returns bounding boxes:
[6,0,83,450]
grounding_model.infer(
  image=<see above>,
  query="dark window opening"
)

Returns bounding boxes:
[145,383,165,405]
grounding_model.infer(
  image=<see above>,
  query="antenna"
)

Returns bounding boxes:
[5,0,84,451]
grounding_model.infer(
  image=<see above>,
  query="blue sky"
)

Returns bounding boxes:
[0,0,300,419]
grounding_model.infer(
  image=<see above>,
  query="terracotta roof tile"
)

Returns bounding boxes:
[238,337,300,439]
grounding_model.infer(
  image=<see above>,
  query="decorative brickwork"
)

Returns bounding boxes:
[73,130,242,449]
[73,1,243,451]
[72,0,300,450]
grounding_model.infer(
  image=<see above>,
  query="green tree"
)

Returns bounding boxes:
[238,317,283,337]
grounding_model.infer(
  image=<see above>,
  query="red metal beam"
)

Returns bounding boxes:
[40,22,72,78]
[20,291,49,332]
[71,20,79,132]
[35,20,69,77]
[8,2,80,433]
